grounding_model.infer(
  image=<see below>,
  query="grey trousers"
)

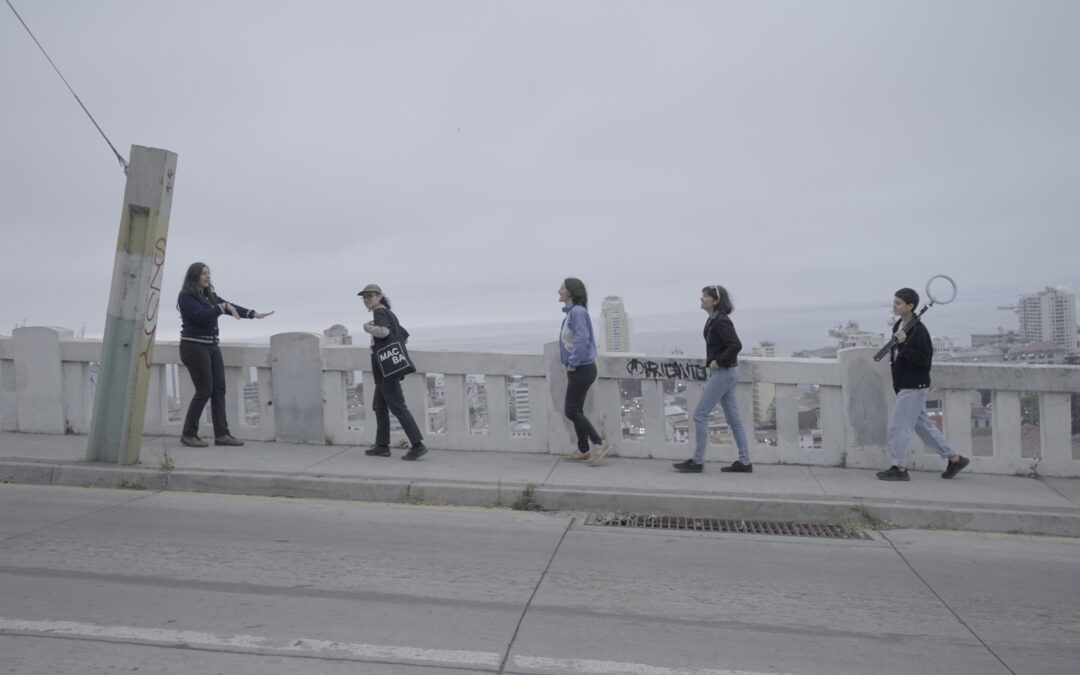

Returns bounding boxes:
[693,367,750,464]
[887,388,956,468]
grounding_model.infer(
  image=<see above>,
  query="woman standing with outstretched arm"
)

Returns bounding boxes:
[177,262,273,447]
[558,278,609,465]
[674,284,750,473]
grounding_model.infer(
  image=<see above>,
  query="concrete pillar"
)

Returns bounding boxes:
[1039,393,1072,473]
[593,377,623,451]
[13,327,72,433]
[1,346,15,431]
[444,373,468,440]
[992,390,1022,461]
[87,145,177,464]
[271,332,325,443]
[403,373,428,441]
[837,347,891,468]
[943,389,973,457]
[819,384,846,461]
[543,341,574,452]
[774,383,799,451]
[485,375,509,441]
[526,375,551,453]
[321,370,348,446]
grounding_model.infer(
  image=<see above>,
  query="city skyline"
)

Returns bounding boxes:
[16,280,1070,361]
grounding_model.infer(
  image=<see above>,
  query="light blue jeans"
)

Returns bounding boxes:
[693,367,750,464]
[887,388,956,468]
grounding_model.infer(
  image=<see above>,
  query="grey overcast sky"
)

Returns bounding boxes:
[2,0,1078,344]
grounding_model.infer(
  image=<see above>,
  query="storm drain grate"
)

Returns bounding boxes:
[585,513,870,540]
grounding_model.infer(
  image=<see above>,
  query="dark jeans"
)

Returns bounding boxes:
[372,371,424,447]
[179,340,230,439]
[564,362,602,452]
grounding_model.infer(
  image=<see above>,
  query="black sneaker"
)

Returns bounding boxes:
[214,435,244,447]
[720,460,753,473]
[365,445,391,457]
[402,443,428,461]
[876,466,910,481]
[673,459,703,473]
[941,455,970,479]
[180,435,208,448]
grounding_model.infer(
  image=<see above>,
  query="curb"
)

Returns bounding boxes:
[3,460,1078,538]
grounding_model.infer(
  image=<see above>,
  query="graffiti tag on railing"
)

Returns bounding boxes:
[138,236,167,368]
[625,358,708,381]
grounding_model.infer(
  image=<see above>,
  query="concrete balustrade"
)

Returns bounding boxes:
[1,327,1078,476]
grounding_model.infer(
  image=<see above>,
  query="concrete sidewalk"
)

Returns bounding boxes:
[2,431,1079,537]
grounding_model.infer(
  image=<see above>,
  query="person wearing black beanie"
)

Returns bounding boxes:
[876,288,970,481]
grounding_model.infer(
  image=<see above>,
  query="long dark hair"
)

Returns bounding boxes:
[178,262,214,308]
[702,284,734,315]
[564,277,588,308]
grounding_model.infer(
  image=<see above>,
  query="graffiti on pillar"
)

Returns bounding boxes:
[625,358,708,382]
[138,236,167,368]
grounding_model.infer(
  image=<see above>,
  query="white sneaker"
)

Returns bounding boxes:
[586,440,610,465]
[562,451,591,461]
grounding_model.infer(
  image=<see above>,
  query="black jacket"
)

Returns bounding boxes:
[369,306,409,351]
[704,312,741,368]
[890,319,933,392]
[178,290,254,343]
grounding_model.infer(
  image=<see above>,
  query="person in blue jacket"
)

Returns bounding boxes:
[177,262,273,447]
[558,277,610,465]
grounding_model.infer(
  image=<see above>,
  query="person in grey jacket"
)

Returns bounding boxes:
[359,284,427,461]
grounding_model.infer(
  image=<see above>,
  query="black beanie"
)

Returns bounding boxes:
[895,287,919,306]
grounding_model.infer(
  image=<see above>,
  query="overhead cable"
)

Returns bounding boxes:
[5,0,129,172]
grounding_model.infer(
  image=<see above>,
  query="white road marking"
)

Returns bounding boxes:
[0,618,501,667]
[515,655,792,675]
[0,617,792,674]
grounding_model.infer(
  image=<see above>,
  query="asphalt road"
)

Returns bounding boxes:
[1,484,1077,674]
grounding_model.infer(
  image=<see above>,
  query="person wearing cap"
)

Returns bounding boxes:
[877,287,969,481]
[558,278,610,464]
[674,284,750,474]
[177,262,274,448]
[359,284,427,461]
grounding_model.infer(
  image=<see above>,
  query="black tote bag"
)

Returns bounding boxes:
[374,309,416,380]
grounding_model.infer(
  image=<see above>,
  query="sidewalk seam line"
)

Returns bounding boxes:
[1039,477,1076,507]
[496,516,574,675]
[806,466,828,495]
[881,531,1018,675]
[0,491,157,544]
[540,456,560,486]
[293,447,354,475]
